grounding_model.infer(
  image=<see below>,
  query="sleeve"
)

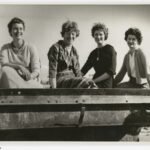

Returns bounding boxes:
[30,45,41,78]
[81,51,95,76]
[140,50,150,85]
[73,52,82,77]
[142,50,150,75]
[114,55,127,85]
[105,46,117,76]
[47,45,58,78]
[0,45,9,65]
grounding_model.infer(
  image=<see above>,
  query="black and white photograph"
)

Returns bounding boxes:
[0,1,150,147]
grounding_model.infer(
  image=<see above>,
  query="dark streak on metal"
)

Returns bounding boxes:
[78,106,86,127]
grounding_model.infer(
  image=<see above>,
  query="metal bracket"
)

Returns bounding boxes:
[78,106,85,127]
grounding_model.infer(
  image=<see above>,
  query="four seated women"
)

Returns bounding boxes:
[0,17,149,89]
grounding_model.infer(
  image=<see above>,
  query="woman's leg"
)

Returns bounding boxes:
[0,66,42,88]
[57,77,97,88]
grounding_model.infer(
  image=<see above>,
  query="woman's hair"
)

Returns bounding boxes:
[91,23,109,40]
[7,17,25,36]
[124,28,143,45]
[61,20,80,37]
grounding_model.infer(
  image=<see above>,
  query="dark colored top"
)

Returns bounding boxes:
[47,40,82,79]
[81,44,117,88]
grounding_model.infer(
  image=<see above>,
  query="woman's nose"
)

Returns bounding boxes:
[128,39,133,43]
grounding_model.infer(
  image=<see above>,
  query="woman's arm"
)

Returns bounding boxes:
[72,47,82,77]
[30,45,41,79]
[49,77,57,88]
[81,51,95,76]
[142,50,150,88]
[93,73,110,83]
[2,62,20,70]
[1,62,31,81]
[146,75,150,88]
[0,48,31,81]
[114,55,127,86]
[47,45,58,88]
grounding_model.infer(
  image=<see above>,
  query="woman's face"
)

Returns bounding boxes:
[63,31,77,46]
[126,34,139,50]
[10,23,25,40]
[94,29,105,46]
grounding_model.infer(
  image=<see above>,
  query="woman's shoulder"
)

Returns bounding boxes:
[135,48,149,60]
[23,42,39,55]
[49,40,62,51]
[136,48,145,54]
[104,44,115,51]
[1,43,12,51]
[104,44,116,54]
[47,41,62,57]
[24,41,37,50]
[90,48,98,55]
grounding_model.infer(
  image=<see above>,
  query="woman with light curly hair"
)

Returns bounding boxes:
[114,28,150,88]
[47,20,97,88]
[81,23,117,88]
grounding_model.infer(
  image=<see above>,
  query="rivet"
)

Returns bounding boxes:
[18,91,21,95]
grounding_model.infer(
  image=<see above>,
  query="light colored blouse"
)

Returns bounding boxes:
[129,52,136,78]
[0,41,40,79]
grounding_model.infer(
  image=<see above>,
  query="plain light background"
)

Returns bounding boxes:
[1,5,150,80]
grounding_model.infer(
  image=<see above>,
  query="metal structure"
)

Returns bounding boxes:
[0,88,149,141]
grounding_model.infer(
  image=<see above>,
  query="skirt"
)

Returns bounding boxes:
[57,71,97,88]
[0,66,43,89]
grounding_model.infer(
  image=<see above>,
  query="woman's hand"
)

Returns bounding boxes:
[18,65,31,81]
[1,63,31,81]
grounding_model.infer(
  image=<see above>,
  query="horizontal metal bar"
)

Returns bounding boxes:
[0,95,150,105]
[0,88,150,96]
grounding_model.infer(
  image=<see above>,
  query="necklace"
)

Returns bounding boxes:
[11,40,24,54]
[97,48,101,61]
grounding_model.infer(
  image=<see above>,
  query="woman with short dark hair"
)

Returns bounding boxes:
[0,17,42,88]
[114,27,150,88]
[47,20,97,88]
[81,22,117,88]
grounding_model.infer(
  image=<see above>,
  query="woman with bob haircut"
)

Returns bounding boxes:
[81,23,117,88]
[0,17,42,88]
[114,28,150,88]
[47,20,97,88]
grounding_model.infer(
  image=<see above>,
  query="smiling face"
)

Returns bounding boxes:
[93,29,105,47]
[63,31,77,46]
[10,23,25,41]
[126,34,139,50]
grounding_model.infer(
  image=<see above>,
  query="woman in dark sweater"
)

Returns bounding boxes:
[81,23,117,88]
